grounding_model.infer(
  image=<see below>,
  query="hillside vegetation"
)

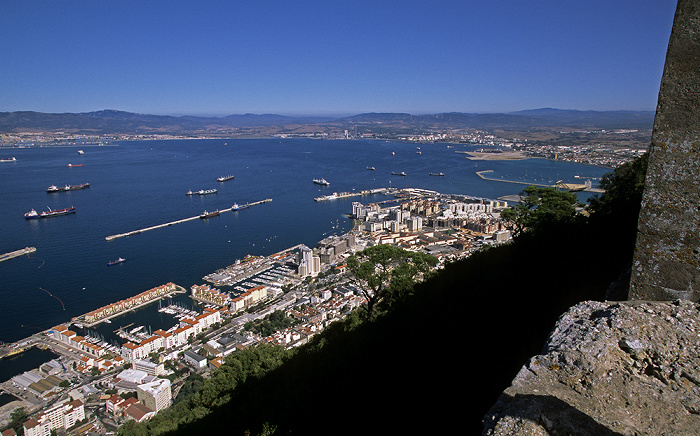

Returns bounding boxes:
[118,155,647,436]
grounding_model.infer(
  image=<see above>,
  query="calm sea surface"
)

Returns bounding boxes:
[0,138,609,351]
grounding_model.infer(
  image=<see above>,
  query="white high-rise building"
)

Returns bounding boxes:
[137,378,172,413]
[298,245,320,276]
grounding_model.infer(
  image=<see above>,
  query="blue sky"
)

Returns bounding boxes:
[0,1,677,116]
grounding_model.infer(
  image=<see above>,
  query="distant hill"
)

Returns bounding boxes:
[335,109,654,130]
[0,108,654,136]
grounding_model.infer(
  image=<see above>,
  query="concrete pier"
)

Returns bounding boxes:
[105,199,272,241]
[476,170,604,193]
[0,247,36,262]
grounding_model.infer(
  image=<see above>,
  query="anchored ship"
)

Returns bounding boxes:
[0,157,16,162]
[391,171,407,176]
[108,257,126,266]
[47,183,90,193]
[429,172,445,176]
[187,189,218,195]
[217,175,235,182]
[231,203,250,211]
[313,178,330,186]
[67,163,83,167]
[25,206,76,219]
[200,210,220,219]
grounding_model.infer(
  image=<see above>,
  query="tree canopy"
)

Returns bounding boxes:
[500,186,580,237]
[346,245,438,321]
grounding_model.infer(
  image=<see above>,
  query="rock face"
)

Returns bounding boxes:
[483,300,700,435]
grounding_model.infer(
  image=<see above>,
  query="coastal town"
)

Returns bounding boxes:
[0,115,649,170]
[0,186,514,435]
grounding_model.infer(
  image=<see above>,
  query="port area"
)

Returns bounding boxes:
[105,198,272,241]
[71,283,187,328]
[0,247,36,263]
[476,170,605,193]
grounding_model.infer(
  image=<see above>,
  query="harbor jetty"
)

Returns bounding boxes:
[0,247,36,263]
[105,198,272,241]
[476,170,604,193]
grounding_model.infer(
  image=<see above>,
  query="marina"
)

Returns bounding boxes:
[105,198,272,240]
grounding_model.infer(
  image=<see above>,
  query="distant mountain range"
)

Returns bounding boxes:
[0,108,655,135]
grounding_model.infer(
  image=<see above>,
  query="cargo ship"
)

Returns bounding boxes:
[217,175,235,182]
[187,189,218,195]
[24,206,76,219]
[0,157,16,162]
[313,178,330,186]
[200,210,220,219]
[108,257,126,266]
[67,163,83,167]
[47,183,90,193]
[231,203,250,211]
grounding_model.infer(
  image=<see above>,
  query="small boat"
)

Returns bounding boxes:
[391,171,407,176]
[77,150,84,155]
[67,164,83,167]
[391,152,395,156]
[217,175,235,182]
[313,178,330,186]
[24,206,76,219]
[200,210,220,219]
[416,151,421,155]
[366,166,375,171]
[429,172,445,176]
[47,183,90,193]
[0,157,16,162]
[108,257,126,266]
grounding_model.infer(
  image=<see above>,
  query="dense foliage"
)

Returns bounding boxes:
[500,186,581,237]
[117,344,291,436]
[243,310,298,337]
[346,244,438,320]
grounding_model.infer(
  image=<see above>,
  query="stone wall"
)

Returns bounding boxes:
[630,0,700,301]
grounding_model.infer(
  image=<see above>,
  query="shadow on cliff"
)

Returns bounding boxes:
[166,216,636,435]
[483,393,625,435]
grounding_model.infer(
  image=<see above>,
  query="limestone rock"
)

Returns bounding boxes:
[483,300,700,435]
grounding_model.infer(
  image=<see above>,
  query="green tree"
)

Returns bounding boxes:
[346,245,438,321]
[500,186,579,237]
[587,152,648,221]
[5,407,27,435]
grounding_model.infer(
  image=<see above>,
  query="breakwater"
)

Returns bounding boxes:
[105,198,272,241]
[476,170,604,193]
[0,247,36,263]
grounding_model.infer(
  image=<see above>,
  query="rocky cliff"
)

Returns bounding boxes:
[483,300,700,435]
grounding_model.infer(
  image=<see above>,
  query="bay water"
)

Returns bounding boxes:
[0,138,609,375]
